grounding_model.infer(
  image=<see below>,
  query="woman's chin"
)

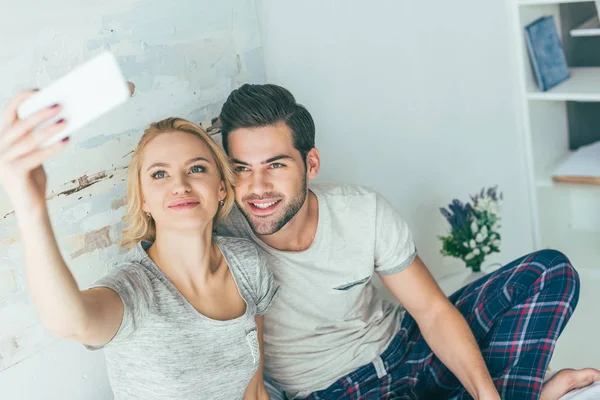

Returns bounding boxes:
[158,217,214,233]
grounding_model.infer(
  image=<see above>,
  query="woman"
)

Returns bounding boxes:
[0,90,277,399]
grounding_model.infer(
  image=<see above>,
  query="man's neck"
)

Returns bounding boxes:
[258,190,319,252]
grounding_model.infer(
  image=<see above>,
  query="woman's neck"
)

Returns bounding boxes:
[147,226,222,288]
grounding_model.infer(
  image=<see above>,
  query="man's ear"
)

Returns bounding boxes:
[306,148,320,180]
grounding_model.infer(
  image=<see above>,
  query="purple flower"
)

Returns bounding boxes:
[440,186,502,231]
[440,199,473,230]
[469,186,503,204]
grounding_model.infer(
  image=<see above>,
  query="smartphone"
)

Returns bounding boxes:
[17,51,130,147]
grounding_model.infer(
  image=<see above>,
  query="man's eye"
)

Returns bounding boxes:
[235,166,250,172]
[270,163,284,169]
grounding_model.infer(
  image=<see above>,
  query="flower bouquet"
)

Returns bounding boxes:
[438,186,503,272]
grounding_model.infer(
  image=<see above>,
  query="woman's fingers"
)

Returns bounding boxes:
[0,89,38,132]
[0,103,61,150]
[2,119,66,162]
[18,136,69,171]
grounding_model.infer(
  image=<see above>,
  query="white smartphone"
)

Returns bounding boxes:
[17,51,130,147]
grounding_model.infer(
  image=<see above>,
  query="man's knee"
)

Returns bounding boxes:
[530,249,580,306]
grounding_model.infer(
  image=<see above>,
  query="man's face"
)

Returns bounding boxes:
[227,122,308,235]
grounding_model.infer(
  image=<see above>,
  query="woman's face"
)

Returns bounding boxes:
[140,131,226,233]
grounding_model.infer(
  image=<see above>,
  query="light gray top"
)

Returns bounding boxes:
[88,235,279,400]
[216,183,417,398]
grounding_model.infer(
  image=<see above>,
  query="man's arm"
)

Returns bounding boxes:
[243,316,269,400]
[380,256,500,400]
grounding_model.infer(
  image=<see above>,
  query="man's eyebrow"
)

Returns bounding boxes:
[231,155,294,166]
[263,155,293,164]
[231,158,250,166]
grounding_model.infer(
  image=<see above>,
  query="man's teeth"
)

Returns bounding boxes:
[252,201,278,209]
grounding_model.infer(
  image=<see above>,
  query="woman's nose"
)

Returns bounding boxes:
[171,174,192,194]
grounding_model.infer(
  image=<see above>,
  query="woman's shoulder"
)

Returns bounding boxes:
[102,242,156,282]
[214,235,260,255]
[214,235,277,310]
[110,241,149,264]
[214,235,264,274]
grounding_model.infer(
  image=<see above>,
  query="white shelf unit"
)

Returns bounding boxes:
[512,0,600,272]
[519,0,593,5]
[527,67,600,100]
[570,14,600,36]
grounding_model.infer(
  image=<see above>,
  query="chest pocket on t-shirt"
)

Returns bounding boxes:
[318,275,374,324]
[246,327,259,365]
[333,276,370,291]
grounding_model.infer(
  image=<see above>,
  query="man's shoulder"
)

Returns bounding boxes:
[311,182,382,230]
[310,181,379,199]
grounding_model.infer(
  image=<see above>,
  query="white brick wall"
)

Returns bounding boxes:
[0,1,264,398]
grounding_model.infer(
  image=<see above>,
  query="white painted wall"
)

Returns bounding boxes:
[255,0,533,278]
[0,1,264,398]
[0,0,538,396]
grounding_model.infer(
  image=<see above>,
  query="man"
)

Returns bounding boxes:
[215,83,599,399]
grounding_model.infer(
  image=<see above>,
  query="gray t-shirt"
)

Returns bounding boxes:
[88,235,279,400]
[216,183,417,399]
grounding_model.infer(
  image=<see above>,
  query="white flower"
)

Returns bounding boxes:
[471,221,478,234]
[475,197,500,214]
[463,242,469,248]
[492,239,501,247]
[465,252,475,260]
[475,233,484,243]
[470,239,476,249]
[483,246,491,254]
[491,223,500,232]
[473,248,481,256]
[480,225,488,237]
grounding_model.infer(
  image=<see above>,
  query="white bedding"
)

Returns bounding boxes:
[560,381,600,400]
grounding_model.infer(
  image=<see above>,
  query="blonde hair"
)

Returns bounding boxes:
[121,117,235,249]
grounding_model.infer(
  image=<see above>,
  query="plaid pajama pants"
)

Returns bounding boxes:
[307,249,580,400]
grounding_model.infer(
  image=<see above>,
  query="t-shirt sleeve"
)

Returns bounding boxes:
[86,265,152,350]
[254,248,279,316]
[374,193,417,276]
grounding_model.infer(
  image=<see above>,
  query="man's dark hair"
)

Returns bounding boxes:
[219,84,315,163]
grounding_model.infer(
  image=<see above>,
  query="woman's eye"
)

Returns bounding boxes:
[151,171,167,179]
[190,165,205,173]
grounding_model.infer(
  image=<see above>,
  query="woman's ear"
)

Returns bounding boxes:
[218,181,226,202]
